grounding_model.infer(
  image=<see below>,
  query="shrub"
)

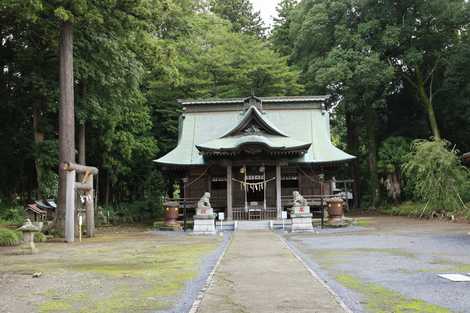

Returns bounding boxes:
[34,232,47,243]
[403,139,470,217]
[381,202,426,217]
[0,228,21,246]
[378,136,411,202]
[0,204,25,226]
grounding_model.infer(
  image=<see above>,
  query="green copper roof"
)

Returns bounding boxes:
[196,134,311,154]
[155,96,355,166]
[196,105,311,154]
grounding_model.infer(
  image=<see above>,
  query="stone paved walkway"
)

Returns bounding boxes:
[196,231,348,313]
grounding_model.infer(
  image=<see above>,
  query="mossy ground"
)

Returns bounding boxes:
[311,247,416,270]
[353,218,376,227]
[0,229,222,313]
[336,274,450,313]
[291,216,470,312]
[309,247,452,312]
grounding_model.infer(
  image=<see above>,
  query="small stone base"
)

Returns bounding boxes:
[326,216,352,227]
[159,223,182,231]
[192,215,216,235]
[19,242,38,254]
[291,213,314,232]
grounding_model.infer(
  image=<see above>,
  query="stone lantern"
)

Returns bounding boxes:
[17,219,40,254]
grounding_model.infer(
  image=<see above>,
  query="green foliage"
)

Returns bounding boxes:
[0,228,21,246]
[104,198,164,225]
[381,201,426,218]
[34,232,47,243]
[210,0,266,37]
[403,139,470,215]
[378,137,411,174]
[0,203,25,226]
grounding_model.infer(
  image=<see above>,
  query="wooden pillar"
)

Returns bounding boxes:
[86,175,95,237]
[276,164,282,219]
[58,21,75,242]
[64,170,75,242]
[227,165,233,220]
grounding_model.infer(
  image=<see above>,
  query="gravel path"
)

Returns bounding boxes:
[196,230,348,313]
[284,216,470,313]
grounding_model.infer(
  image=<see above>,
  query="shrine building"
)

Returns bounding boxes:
[155,95,355,221]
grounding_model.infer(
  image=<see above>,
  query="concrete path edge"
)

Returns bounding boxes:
[276,233,354,313]
[188,233,234,313]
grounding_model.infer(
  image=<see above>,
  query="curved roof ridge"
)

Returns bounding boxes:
[221,105,288,138]
[178,95,329,105]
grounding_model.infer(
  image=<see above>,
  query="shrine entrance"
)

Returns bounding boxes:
[232,165,277,220]
[245,165,265,206]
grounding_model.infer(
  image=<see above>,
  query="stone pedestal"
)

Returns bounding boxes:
[193,214,216,235]
[17,219,40,254]
[20,232,38,254]
[291,212,314,232]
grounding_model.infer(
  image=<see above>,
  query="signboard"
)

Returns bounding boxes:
[281,211,288,219]
[218,212,225,221]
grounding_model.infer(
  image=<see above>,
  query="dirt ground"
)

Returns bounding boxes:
[285,216,470,313]
[0,227,226,313]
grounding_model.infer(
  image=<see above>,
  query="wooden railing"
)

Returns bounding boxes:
[281,194,337,208]
[233,207,277,220]
[165,197,226,209]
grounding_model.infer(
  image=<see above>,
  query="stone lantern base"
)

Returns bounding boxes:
[20,232,38,254]
[291,212,314,232]
[192,214,216,235]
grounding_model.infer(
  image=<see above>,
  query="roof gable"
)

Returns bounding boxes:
[221,105,287,138]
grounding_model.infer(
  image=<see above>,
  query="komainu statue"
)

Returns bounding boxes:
[293,191,308,207]
[196,192,214,216]
[290,190,313,232]
[291,191,311,214]
[193,192,216,235]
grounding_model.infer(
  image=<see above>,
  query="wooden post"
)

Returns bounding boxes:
[86,175,94,237]
[182,177,188,231]
[243,165,247,210]
[227,165,233,221]
[58,21,75,241]
[276,164,282,219]
[64,170,75,242]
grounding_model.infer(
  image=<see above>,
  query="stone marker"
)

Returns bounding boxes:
[290,191,314,232]
[17,219,40,254]
[193,192,216,235]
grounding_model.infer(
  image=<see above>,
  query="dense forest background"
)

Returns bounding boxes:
[1,0,469,221]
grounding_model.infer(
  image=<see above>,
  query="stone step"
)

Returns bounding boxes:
[236,220,272,230]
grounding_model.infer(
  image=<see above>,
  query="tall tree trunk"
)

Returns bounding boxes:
[78,122,86,183]
[32,104,45,199]
[365,106,379,209]
[346,110,360,209]
[78,81,87,166]
[416,67,441,139]
[78,123,85,165]
[105,171,110,207]
[56,22,75,234]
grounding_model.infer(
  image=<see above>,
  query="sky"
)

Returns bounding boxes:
[250,0,281,28]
